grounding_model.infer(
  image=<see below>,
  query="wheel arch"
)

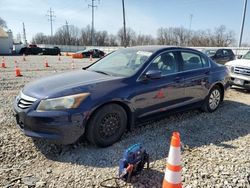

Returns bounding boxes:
[212,82,225,101]
[86,100,134,132]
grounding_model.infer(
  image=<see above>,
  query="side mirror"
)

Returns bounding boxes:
[237,55,243,59]
[145,70,162,79]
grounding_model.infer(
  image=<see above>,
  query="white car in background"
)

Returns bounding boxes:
[225,51,250,90]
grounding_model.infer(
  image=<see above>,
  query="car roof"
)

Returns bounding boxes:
[126,45,199,54]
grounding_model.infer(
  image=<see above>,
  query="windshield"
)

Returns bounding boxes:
[242,51,250,60]
[203,50,216,56]
[87,49,152,77]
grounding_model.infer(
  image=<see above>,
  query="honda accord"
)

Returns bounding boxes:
[13,46,230,147]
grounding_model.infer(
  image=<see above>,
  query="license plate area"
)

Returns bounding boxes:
[234,78,244,86]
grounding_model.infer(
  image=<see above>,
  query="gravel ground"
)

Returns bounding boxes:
[0,55,250,188]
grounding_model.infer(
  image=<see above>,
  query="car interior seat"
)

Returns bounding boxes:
[160,54,176,74]
[189,56,200,64]
[185,56,201,70]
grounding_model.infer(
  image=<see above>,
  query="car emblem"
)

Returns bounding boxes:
[239,69,246,74]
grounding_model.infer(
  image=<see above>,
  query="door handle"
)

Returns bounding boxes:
[174,77,183,82]
[204,71,210,75]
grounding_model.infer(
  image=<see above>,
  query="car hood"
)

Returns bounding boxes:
[22,70,118,99]
[225,59,250,67]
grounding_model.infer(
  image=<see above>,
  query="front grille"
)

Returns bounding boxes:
[17,92,37,109]
[234,66,250,76]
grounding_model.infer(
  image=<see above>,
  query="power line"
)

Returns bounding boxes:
[239,0,248,47]
[88,0,99,46]
[46,7,56,37]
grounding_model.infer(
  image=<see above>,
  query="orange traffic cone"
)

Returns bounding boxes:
[58,54,61,61]
[162,132,182,188]
[1,57,6,68]
[89,54,93,61]
[22,54,26,61]
[15,65,22,77]
[44,58,49,68]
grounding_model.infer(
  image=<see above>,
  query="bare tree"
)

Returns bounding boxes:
[0,17,7,28]
[158,25,235,47]
[95,31,109,46]
[80,25,92,46]
[107,34,118,46]
[117,27,137,46]
[31,23,236,47]
[32,33,48,44]
[136,34,156,45]
[211,25,235,47]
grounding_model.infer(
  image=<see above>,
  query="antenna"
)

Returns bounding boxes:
[46,8,56,37]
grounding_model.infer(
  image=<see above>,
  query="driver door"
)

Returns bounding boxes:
[133,51,186,119]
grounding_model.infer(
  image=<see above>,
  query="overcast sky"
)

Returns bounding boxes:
[0,0,249,44]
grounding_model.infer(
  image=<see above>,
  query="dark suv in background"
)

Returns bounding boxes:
[203,49,235,64]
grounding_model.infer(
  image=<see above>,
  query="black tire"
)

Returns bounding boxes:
[86,104,127,147]
[201,85,223,113]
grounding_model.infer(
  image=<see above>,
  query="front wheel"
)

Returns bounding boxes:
[201,85,223,112]
[86,104,127,147]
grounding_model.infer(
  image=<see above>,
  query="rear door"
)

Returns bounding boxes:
[179,50,210,103]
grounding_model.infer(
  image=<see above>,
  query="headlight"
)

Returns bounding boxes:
[36,93,90,111]
[230,66,234,73]
[225,65,234,73]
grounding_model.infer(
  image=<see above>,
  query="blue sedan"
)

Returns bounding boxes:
[13,46,230,147]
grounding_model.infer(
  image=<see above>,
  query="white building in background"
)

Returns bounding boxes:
[0,27,13,54]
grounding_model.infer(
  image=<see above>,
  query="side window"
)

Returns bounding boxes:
[147,52,178,75]
[227,49,234,56]
[216,49,223,57]
[181,52,208,71]
[223,50,229,56]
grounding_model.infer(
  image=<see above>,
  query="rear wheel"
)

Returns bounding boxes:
[201,85,223,112]
[86,104,127,147]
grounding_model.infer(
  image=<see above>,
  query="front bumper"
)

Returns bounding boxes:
[13,102,88,145]
[228,73,250,89]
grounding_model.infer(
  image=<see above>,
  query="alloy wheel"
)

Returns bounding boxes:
[209,89,221,110]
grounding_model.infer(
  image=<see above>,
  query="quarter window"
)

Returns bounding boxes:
[181,52,208,71]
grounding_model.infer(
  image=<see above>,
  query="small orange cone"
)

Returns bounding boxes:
[162,132,182,188]
[58,54,61,61]
[89,54,93,61]
[44,58,49,68]
[15,64,22,77]
[1,57,6,68]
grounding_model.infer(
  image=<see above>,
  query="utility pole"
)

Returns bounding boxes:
[46,8,56,37]
[88,0,99,46]
[189,14,193,31]
[239,0,248,47]
[22,22,27,46]
[122,0,127,47]
[65,20,70,45]
[188,14,193,46]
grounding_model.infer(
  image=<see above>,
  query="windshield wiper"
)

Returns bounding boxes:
[92,70,110,76]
